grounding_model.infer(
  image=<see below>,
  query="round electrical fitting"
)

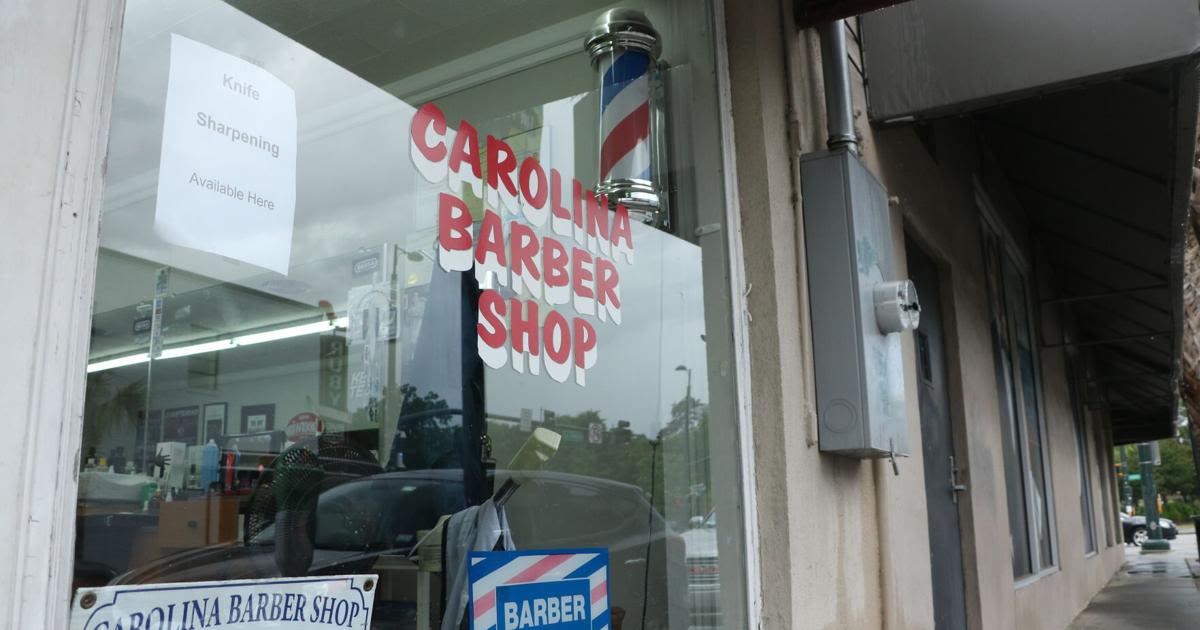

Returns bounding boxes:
[873,280,920,333]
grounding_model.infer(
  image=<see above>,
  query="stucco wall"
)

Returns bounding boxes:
[723,1,1126,628]
[868,119,1126,630]
[725,2,926,628]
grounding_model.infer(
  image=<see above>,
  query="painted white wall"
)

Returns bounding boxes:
[0,0,124,626]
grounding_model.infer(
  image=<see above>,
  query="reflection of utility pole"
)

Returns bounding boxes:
[1138,442,1170,551]
[1119,446,1132,512]
[675,364,693,517]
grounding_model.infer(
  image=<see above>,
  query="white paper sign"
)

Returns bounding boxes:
[71,574,377,630]
[154,34,297,274]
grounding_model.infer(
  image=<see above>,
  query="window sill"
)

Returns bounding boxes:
[1014,565,1060,590]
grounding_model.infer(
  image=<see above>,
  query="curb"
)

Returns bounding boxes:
[1185,557,1200,579]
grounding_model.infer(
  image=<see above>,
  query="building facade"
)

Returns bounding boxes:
[2,1,1196,629]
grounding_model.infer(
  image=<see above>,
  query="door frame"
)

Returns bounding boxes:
[903,224,983,630]
[1,1,128,628]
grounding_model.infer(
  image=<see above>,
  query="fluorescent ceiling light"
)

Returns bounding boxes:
[159,338,236,359]
[87,353,149,373]
[235,320,336,347]
[86,317,350,373]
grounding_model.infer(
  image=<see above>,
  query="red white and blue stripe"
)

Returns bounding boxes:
[598,51,652,184]
[468,549,610,630]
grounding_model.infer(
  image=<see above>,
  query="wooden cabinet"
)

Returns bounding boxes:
[157,496,240,549]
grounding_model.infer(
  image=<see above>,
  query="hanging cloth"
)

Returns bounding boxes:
[441,498,515,630]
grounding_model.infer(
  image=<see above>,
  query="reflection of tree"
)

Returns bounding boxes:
[664,396,711,516]
[80,372,145,463]
[488,412,658,499]
[665,396,707,436]
[1153,425,1198,501]
[390,385,461,471]
[486,397,716,522]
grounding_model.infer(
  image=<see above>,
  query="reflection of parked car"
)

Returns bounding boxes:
[681,510,721,629]
[113,469,686,630]
[1120,512,1178,545]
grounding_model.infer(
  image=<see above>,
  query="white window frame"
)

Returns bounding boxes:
[2,1,127,628]
[712,0,763,625]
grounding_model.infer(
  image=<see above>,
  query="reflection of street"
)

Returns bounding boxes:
[682,511,721,630]
[1067,525,1200,628]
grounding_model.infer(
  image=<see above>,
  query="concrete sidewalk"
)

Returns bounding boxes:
[1068,530,1200,629]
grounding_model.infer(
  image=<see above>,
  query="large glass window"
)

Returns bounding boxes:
[981,213,1057,578]
[1066,359,1098,554]
[73,2,747,628]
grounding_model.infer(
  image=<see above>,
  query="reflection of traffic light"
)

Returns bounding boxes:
[613,420,633,445]
[542,409,556,428]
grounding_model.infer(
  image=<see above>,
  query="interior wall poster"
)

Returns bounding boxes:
[162,406,200,443]
[240,403,276,433]
[467,548,610,630]
[202,402,228,440]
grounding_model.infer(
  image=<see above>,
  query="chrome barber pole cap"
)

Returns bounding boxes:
[585,9,664,226]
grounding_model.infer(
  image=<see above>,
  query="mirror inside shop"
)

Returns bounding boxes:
[76,1,746,628]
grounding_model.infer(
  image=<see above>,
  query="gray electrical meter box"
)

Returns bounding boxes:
[801,149,915,458]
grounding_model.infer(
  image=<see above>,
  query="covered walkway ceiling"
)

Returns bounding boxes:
[862,0,1200,444]
[979,62,1198,444]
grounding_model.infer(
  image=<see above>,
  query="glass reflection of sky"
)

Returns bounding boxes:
[97,0,708,439]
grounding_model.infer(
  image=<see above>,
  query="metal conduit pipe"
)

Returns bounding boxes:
[817,19,858,152]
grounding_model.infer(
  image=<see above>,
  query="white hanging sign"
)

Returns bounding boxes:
[154,34,297,274]
[70,574,377,630]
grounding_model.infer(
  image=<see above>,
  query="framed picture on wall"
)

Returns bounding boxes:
[162,406,200,443]
[241,404,275,433]
[203,402,227,442]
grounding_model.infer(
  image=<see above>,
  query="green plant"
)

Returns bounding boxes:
[1160,500,1200,523]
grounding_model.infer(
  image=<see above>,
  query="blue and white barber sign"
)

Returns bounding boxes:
[69,574,376,630]
[468,549,611,630]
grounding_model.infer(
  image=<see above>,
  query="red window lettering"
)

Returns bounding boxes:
[477,290,507,349]
[509,299,540,356]
[543,237,570,288]
[448,119,482,179]
[486,135,518,197]
[585,191,610,242]
[410,103,447,163]
[572,318,597,369]
[595,258,621,309]
[551,169,571,221]
[610,203,634,252]
[571,247,594,299]
[475,209,508,267]
[509,222,541,281]
[519,157,548,209]
[543,310,572,364]
[438,193,472,252]
[572,179,586,231]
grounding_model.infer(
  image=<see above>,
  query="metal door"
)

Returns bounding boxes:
[907,239,969,630]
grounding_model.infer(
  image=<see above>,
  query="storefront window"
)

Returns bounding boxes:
[73,1,746,628]
[981,216,1056,578]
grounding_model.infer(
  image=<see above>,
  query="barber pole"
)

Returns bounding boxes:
[586,9,664,226]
